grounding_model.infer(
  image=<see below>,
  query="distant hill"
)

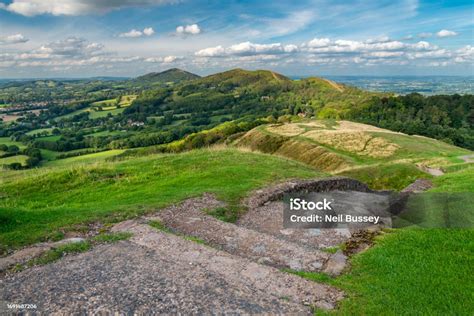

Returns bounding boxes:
[135,68,200,83]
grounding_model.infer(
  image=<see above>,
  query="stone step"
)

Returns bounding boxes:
[237,200,352,250]
[144,196,344,275]
[238,190,391,252]
[113,221,344,311]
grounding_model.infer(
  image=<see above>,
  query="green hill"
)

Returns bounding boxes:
[135,68,200,83]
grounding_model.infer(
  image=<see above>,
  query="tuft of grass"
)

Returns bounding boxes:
[92,232,132,243]
[205,206,242,223]
[149,220,208,245]
[183,235,207,245]
[28,241,91,266]
[148,220,173,233]
[321,246,340,254]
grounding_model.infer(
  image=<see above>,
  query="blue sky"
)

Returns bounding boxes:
[0,0,472,77]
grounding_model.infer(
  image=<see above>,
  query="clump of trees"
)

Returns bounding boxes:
[0,144,42,169]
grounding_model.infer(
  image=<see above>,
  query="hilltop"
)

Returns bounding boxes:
[135,68,200,83]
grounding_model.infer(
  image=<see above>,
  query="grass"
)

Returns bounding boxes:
[0,155,29,166]
[0,148,324,249]
[0,137,26,149]
[28,241,91,266]
[430,166,474,192]
[42,149,125,167]
[89,107,125,118]
[339,163,431,191]
[320,228,474,315]
[205,206,243,223]
[295,166,474,315]
[26,128,53,136]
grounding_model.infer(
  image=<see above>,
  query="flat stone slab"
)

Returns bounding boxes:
[0,238,86,272]
[0,224,344,314]
[238,200,353,249]
[147,195,337,274]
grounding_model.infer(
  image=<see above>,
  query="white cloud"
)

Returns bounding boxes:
[0,0,179,16]
[306,38,331,48]
[0,33,29,44]
[195,41,298,57]
[143,27,155,36]
[454,45,474,63]
[176,24,201,35]
[195,45,225,57]
[436,29,458,38]
[119,27,155,38]
[119,29,143,38]
[418,32,432,38]
[145,55,182,63]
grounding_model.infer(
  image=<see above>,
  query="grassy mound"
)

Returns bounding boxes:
[236,120,471,190]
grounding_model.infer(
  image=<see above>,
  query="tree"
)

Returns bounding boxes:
[7,145,19,153]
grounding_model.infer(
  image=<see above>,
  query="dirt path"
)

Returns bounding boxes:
[323,79,344,92]
[417,164,444,176]
[459,154,474,163]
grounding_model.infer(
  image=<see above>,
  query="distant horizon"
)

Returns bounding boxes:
[1,68,474,81]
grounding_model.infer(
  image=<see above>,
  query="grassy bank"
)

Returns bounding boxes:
[0,147,323,250]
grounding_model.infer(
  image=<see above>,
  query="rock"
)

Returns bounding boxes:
[323,250,347,276]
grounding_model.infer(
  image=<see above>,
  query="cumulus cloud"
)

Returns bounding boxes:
[302,37,437,54]
[119,27,155,38]
[145,55,182,63]
[0,0,179,16]
[176,24,201,35]
[192,35,471,70]
[436,29,458,37]
[143,27,155,36]
[0,33,29,44]
[195,41,298,57]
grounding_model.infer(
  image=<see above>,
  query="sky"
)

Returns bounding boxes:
[0,0,473,78]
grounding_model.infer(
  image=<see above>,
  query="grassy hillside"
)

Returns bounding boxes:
[136,68,200,83]
[236,120,471,190]
[0,147,324,251]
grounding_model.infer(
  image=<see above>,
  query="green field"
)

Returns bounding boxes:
[0,155,29,166]
[42,149,124,167]
[0,148,323,249]
[91,94,137,109]
[26,128,54,136]
[0,137,26,149]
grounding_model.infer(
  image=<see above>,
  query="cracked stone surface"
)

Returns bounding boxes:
[148,194,335,274]
[1,224,343,314]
